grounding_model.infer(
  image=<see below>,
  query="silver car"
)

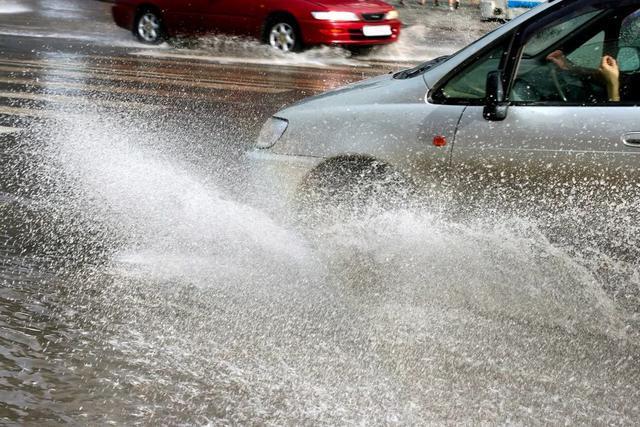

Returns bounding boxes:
[248,0,640,211]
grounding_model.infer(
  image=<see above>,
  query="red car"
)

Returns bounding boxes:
[112,0,401,51]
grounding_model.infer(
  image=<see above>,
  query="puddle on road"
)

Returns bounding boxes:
[130,44,363,69]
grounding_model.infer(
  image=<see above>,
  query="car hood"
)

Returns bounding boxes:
[277,73,428,117]
[308,0,394,12]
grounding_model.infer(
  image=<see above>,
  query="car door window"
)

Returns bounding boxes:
[619,9,640,71]
[621,9,640,47]
[436,41,509,102]
[522,10,601,57]
[566,31,605,69]
[511,6,640,105]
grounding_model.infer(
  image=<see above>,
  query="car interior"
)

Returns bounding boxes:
[512,6,640,105]
[437,4,640,106]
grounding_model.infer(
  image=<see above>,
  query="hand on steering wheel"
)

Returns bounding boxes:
[548,63,569,102]
[546,50,572,102]
[546,50,572,71]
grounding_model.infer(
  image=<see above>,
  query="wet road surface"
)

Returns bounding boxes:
[1,1,640,425]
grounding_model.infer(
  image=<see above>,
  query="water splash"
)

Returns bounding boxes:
[35,112,314,284]
[128,23,486,69]
[35,111,632,334]
[313,211,628,337]
[0,1,31,14]
[132,35,362,69]
[366,25,462,62]
[9,107,640,424]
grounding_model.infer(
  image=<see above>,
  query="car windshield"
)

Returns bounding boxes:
[395,19,518,80]
[394,55,451,79]
[396,2,560,80]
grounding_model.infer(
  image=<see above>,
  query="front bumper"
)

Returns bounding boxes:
[112,4,136,31]
[245,150,323,212]
[300,19,401,46]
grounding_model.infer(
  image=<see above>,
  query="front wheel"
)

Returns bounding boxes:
[135,9,165,44]
[266,19,302,52]
[297,158,415,224]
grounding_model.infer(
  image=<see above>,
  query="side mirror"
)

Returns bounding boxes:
[483,70,508,121]
[618,46,640,73]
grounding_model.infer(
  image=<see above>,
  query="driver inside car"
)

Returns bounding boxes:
[509,6,640,105]
[546,50,621,101]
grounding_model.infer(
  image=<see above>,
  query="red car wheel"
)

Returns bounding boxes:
[135,8,165,44]
[266,16,302,52]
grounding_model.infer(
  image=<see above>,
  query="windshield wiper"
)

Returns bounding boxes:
[394,55,450,79]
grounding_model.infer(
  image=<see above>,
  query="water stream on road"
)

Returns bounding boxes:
[130,20,495,69]
[1,108,639,424]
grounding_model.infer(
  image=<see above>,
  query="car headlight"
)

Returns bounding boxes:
[256,117,288,149]
[311,11,360,21]
[385,10,399,20]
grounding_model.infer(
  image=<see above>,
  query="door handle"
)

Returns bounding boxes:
[622,132,640,148]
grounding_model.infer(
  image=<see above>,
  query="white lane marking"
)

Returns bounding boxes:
[0,2,31,14]
[0,90,160,110]
[0,57,284,85]
[0,28,167,49]
[0,125,23,134]
[0,106,49,118]
[0,63,289,94]
[0,106,103,119]
[0,76,265,104]
[0,56,362,92]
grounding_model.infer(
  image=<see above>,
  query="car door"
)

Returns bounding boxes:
[204,0,260,36]
[449,2,640,186]
[161,0,209,33]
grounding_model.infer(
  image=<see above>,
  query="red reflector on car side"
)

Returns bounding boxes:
[433,135,447,147]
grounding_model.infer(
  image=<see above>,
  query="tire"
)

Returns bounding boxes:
[134,8,165,44]
[297,157,414,224]
[265,16,303,52]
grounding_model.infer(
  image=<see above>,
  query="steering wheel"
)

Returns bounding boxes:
[549,63,569,102]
